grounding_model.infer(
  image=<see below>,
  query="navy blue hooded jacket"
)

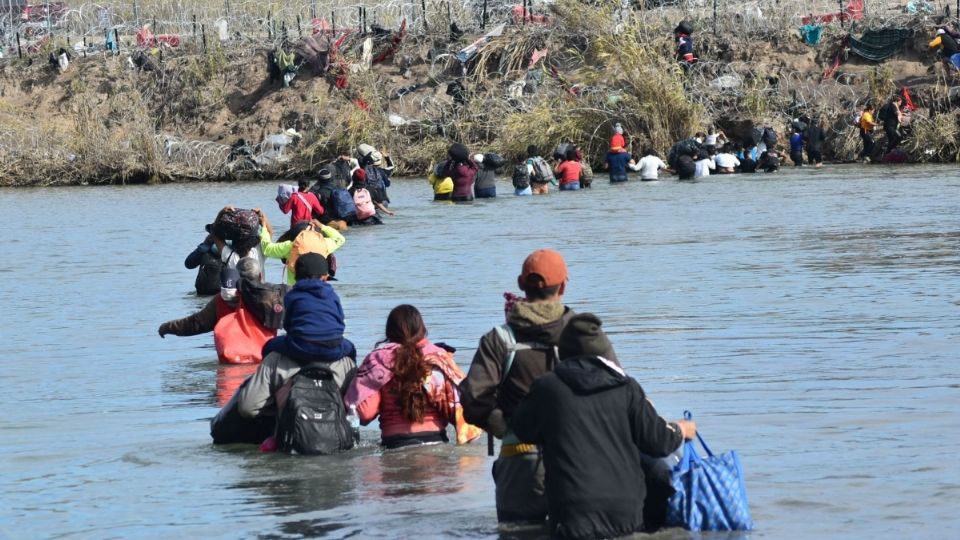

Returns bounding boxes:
[262,279,355,363]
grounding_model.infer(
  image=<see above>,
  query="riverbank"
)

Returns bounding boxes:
[1,0,957,186]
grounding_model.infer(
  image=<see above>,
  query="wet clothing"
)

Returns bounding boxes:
[185,238,222,296]
[349,343,449,445]
[461,301,574,523]
[676,155,696,180]
[161,295,235,336]
[259,225,345,285]
[363,165,392,205]
[559,182,580,191]
[511,355,683,539]
[441,159,479,201]
[210,277,358,444]
[694,157,715,178]
[606,151,631,182]
[474,163,498,197]
[279,191,324,227]
[630,155,668,180]
[555,160,583,186]
[790,133,804,166]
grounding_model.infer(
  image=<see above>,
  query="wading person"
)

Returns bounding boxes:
[460,249,575,524]
[605,145,631,183]
[554,147,583,191]
[630,148,672,180]
[345,305,480,449]
[525,145,555,194]
[439,143,479,202]
[184,233,223,296]
[278,178,324,227]
[210,253,357,445]
[510,313,697,539]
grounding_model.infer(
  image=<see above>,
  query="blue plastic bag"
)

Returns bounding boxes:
[665,411,753,531]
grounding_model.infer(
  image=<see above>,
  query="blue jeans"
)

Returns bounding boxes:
[559,182,580,191]
[514,186,532,196]
[609,174,628,183]
[475,186,497,198]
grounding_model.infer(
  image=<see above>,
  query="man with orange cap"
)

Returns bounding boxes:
[461,248,575,524]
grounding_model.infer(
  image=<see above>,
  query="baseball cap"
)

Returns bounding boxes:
[294,252,329,281]
[519,249,568,289]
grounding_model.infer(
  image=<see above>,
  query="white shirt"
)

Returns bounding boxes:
[714,153,740,169]
[630,155,667,180]
[705,133,719,146]
[694,158,715,178]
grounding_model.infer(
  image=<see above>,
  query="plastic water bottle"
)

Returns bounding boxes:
[347,404,360,446]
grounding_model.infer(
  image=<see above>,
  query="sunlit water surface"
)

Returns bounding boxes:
[1,164,958,539]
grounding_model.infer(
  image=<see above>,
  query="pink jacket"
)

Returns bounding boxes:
[345,341,448,439]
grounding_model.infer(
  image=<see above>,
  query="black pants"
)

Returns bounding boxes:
[859,130,875,159]
[884,125,901,154]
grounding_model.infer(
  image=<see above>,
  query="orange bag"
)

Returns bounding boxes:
[213,307,276,364]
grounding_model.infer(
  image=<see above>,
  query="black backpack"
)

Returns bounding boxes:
[512,164,530,190]
[761,127,778,147]
[276,363,354,455]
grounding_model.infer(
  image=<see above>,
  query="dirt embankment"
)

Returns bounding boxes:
[1,2,957,186]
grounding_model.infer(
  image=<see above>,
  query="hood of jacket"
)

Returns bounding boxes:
[507,300,571,343]
[554,355,627,394]
[262,279,355,364]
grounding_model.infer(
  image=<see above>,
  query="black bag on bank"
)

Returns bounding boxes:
[276,363,355,455]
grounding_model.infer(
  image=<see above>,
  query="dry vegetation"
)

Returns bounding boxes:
[1,0,958,185]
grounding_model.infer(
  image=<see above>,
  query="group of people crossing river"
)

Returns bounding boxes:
[158,145,701,537]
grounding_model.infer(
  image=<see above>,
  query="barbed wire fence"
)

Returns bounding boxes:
[0,0,955,179]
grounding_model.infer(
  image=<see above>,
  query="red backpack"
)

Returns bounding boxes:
[353,188,376,220]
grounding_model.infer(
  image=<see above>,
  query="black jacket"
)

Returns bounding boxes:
[511,356,682,540]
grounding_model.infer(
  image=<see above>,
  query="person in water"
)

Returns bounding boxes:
[344,305,482,449]
[525,145,555,194]
[159,264,247,338]
[712,144,740,174]
[629,148,671,180]
[278,178,324,227]
[438,143,479,202]
[260,219,345,285]
[210,253,357,445]
[554,147,583,191]
[184,233,223,296]
[473,154,499,199]
[789,126,804,167]
[428,164,454,201]
[510,313,696,539]
[694,148,715,178]
[159,258,283,365]
[460,249,576,524]
[605,146,631,182]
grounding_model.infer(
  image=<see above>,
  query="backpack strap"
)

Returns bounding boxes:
[492,323,556,385]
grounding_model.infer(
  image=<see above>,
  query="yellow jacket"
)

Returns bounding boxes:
[428,173,454,195]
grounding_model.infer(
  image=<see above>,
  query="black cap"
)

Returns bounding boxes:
[318,169,332,181]
[220,266,241,289]
[294,253,329,281]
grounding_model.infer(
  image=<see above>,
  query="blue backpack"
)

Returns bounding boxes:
[330,188,357,221]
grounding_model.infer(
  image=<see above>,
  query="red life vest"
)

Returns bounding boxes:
[213,304,276,364]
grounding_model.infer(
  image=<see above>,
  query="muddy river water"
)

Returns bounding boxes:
[2,164,959,539]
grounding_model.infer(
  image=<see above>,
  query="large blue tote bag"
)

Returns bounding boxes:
[665,411,753,531]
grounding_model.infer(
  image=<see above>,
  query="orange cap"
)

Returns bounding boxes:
[519,249,568,289]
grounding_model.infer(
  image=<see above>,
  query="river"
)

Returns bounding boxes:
[1,164,959,539]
